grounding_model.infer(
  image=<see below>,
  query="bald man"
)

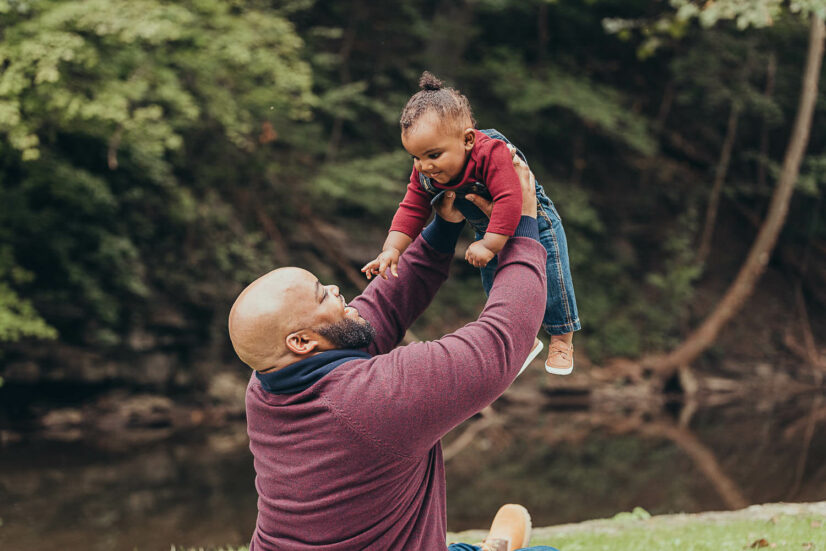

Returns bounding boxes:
[229,157,553,551]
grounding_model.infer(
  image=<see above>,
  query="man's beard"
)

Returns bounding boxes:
[315,317,376,349]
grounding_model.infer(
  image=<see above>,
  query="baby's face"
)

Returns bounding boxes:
[401,113,473,185]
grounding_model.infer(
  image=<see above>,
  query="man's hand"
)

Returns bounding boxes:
[465,240,495,268]
[432,191,465,223]
[361,247,401,280]
[511,146,537,218]
[465,144,537,218]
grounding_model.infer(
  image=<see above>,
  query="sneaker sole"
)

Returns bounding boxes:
[545,361,573,376]
[518,340,543,376]
[508,504,532,550]
[487,504,532,550]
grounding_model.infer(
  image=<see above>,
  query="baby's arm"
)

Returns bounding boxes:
[364,170,433,280]
[362,231,413,280]
[465,142,528,268]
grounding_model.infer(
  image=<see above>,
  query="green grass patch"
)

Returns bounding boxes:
[452,505,826,550]
[535,514,825,550]
[178,504,826,551]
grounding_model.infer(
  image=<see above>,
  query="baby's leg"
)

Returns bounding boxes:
[537,203,580,374]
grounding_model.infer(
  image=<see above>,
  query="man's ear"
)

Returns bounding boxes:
[285,330,321,355]
[463,128,475,151]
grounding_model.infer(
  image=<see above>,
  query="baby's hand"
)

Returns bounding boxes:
[465,241,495,268]
[361,248,401,280]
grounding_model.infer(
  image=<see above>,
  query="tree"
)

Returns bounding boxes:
[647,6,826,372]
[0,0,312,345]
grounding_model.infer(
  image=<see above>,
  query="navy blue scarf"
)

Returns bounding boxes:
[255,349,372,395]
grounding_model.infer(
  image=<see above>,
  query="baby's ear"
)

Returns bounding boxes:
[463,128,475,150]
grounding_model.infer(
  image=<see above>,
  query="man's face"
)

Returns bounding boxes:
[303,276,374,349]
[402,113,473,185]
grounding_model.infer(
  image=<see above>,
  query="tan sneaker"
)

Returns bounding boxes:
[480,504,532,551]
[518,339,543,376]
[545,340,574,375]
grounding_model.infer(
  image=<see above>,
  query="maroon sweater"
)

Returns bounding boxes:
[245,217,546,550]
[390,130,522,238]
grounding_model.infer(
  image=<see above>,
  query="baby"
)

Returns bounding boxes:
[362,72,581,374]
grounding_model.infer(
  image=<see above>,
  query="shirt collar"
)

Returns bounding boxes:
[255,349,371,395]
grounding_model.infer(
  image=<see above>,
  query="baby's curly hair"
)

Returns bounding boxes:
[399,71,476,135]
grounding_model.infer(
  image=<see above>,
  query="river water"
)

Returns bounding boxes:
[1,391,824,550]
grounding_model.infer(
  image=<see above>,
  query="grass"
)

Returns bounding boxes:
[175,503,826,551]
[450,503,826,550]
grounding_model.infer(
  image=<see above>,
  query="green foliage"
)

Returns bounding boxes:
[609,0,826,58]
[311,151,411,216]
[0,0,312,343]
[481,51,657,156]
[0,0,824,363]
[0,245,56,341]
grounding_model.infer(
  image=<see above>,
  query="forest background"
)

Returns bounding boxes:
[3,0,826,548]
[1,0,825,435]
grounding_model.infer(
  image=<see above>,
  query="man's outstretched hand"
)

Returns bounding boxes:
[464,144,537,219]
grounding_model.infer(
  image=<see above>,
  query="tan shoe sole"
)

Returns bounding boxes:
[485,504,532,551]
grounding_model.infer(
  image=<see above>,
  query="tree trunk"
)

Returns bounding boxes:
[697,101,741,266]
[647,14,825,373]
[324,13,358,164]
[757,52,777,190]
[537,2,549,64]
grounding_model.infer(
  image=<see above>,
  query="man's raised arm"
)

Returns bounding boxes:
[350,207,465,356]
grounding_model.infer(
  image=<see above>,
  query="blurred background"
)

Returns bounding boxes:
[1,0,825,549]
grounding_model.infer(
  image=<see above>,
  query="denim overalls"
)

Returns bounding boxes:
[420,129,581,336]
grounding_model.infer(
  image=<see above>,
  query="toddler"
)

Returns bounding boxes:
[362,72,580,374]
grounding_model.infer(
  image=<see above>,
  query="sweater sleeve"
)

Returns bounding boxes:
[328,218,546,459]
[349,227,455,356]
[479,140,522,236]
[389,168,433,239]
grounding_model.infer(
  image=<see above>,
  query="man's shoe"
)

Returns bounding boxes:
[519,339,543,376]
[481,504,532,551]
[545,340,574,375]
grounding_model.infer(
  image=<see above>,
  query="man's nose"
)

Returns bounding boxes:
[327,284,340,297]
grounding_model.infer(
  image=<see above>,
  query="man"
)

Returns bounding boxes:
[229,154,559,551]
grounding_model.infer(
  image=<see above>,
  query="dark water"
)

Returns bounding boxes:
[1,394,825,551]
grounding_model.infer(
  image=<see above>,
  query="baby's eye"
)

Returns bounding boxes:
[429,152,441,159]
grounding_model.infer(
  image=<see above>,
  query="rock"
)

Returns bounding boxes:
[2,361,41,382]
[207,372,247,413]
[133,353,176,385]
[126,328,158,351]
[41,408,84,429]
[94,393,174,432]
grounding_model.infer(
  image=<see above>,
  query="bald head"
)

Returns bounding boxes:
[229,267,373,372]
[228,267,316,371]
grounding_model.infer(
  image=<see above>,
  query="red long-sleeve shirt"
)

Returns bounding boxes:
[245,218,546,550]
[390,130,522,238]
